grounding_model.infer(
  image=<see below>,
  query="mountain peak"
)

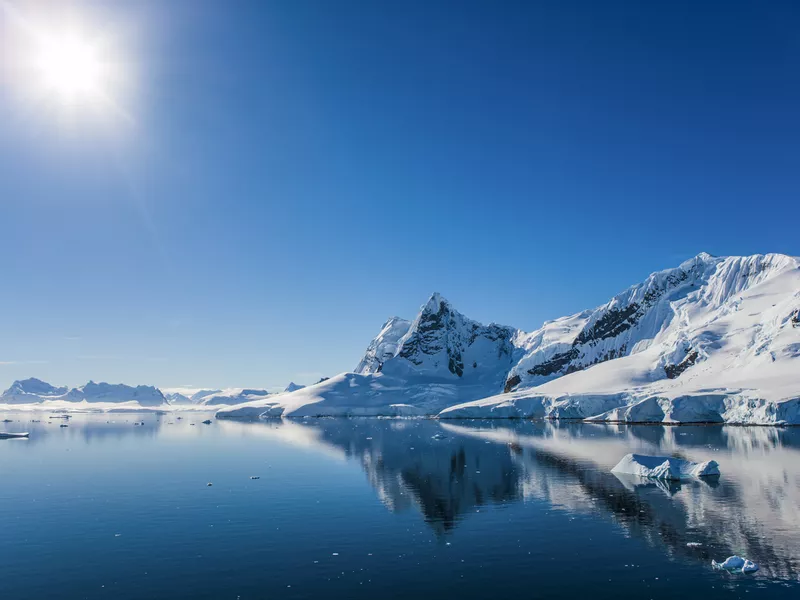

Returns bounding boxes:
[422,292,448,312]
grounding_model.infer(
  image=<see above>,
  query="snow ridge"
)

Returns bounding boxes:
[354,316,411,374]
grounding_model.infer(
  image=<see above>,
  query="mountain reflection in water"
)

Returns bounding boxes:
[3,411,799,591]
[228,417,800,581]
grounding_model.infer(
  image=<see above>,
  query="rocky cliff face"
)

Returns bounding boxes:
[356,293,520,393]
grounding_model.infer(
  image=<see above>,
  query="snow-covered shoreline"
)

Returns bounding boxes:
[4,253,799,426]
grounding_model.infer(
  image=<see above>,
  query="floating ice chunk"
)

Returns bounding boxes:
[713,556,744,570]
[0,432,29,439]
[250,476,260,480]
[611,453,720,481]
[686,542,703,548]
[202,420,212,425]
[712,555,759,573]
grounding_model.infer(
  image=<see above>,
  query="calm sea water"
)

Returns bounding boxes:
[1,413,799,599]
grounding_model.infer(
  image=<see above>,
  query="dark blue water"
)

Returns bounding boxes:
[1,413,799,599]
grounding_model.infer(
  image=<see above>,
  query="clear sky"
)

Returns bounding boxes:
[1,0,799,391]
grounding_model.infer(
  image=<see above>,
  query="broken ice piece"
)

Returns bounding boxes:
[712,555,759,573]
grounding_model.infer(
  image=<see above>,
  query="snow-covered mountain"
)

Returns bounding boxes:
[165,392,193,405]
[218,293,525,418]
[71,381,166,406]
[220,252,800,424]
[4,252,798,423]
[195,388,271,406]
[444,253,800,424]
[1,378,69,404]
[379,293,519,386]
[284,382,305,393]
[503,253,796,392]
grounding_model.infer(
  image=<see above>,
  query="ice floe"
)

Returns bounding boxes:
[712,555,759,573]
[611,453,720,481]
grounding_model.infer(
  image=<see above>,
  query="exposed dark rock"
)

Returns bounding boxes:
[527,348,580,377]
[792,310,799,328]
[665,349,699,379]
[503,374,521,393]
[397,296,515,378]
[575,303,641,345]
[448,356,464,377]
[398,299,449,365]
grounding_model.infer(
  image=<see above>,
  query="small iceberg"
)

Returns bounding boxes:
[0,432,29,439]
[202,420,212,425]
[712,555,759,573]
[611,453,720,481]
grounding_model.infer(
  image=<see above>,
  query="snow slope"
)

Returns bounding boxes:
[194,388,271,406]
[354,317,411,374]
[221,253,800,423]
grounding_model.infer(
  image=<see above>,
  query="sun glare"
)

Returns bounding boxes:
[35,34,105,102]
[2,1,132,123]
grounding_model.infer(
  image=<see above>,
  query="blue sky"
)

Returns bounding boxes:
[1,0,799,390]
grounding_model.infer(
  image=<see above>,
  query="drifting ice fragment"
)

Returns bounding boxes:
[712,556,759,573]
[611,453,720,481]
[202,420,212,425]
[0,432,29,439]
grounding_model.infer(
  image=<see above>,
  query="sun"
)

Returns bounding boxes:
[2,1,132,123]
[35,33,106,103]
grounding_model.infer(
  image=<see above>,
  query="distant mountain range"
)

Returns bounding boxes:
[2,379,166,406]
[1,381,298,407]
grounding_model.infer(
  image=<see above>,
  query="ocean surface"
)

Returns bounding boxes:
[1,412,799,599]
